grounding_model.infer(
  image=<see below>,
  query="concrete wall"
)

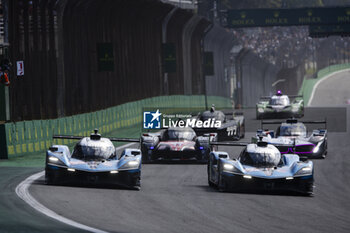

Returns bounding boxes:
[204,24,234,98]
[236,50,279,108]
[0,95,231,159]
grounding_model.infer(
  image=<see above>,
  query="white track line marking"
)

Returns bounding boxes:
[307,68,350,106]
[15,142,137,233]
[15,171,109,233]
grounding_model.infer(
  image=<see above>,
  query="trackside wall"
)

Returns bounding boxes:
[0,95,231,159]
[237,50,279,108]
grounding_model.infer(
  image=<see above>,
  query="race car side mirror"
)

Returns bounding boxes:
[219,154,228,159]
[299,156,308,162]
[49,147,58,152]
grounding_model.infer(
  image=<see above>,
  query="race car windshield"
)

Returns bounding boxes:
[164,129,196,141]
[200,111,225,122]
[269,97,290,106]
[72,145,116,160]
[280,125,306,137]
[240,151,282,168]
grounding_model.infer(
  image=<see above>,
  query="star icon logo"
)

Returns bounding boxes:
[143,109,162,129]
[151,109,162,122]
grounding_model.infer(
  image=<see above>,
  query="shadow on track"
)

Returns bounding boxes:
[143,160,207,165]
[32,178,139,191]
[193,184,313,197]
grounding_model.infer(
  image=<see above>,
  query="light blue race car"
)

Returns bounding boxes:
[207,141,314,195]
[45,129,142,190]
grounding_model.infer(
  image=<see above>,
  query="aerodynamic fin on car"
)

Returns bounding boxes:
[210,141,248,147]
[53,129,140,143]
[260,118,327,129]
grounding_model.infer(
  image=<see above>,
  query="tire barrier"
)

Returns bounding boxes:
[0,95,231,159]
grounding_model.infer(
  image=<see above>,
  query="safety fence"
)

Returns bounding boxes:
[298,63,350,105]
[0,95,231,159]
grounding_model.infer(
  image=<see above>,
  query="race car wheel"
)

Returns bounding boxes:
[44,171,57,185]
[208,176,215,187]
[218,172,227,192]
[256,113,262,120]
[207,164,216,187]
[141,149,150,163]
[129,177,141,191]
[301,182,314,196]
[241,121,245,138]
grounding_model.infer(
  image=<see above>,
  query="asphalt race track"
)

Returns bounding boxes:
[309,69,350,106]
[7,70,350,233]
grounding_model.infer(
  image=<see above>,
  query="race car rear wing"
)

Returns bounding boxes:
[260,118,327,129]
[210,141,273,148]
[223,111,244,116]
[53,129,140,143]
[259,95,303,99]
[210,141,248,147]
[53,135,140,143]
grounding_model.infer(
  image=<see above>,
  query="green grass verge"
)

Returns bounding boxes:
[299,63,350,105]
[0,125,142,168]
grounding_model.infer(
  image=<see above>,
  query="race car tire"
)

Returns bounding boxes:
[218,172,227,192]
[256,113,262,120]
[208,176,216,187]
[241,121,245,138]
[141,148,150,163]
[301,181,314,196]
[128,176,141,191]
[207,164,216,187]
[44,171,58,185]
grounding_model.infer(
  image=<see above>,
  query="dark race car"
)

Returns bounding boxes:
[192,106,245,141]
[252,118,327,159]
[208,141,314,195]
[45,129,142,190]
[256,90,304,119]
[141,127,216,163]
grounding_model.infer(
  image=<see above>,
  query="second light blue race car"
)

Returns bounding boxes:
[207,141,314,195]
[45,129,142,190]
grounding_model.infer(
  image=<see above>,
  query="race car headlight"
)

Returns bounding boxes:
[158,145,167,150]
[312,142,322,153]
[120,160,140,170]
[295,166,312,176]
[291,106,299,112]
[312,145,319,153]
[258,108,264,113]
[182,146,195,151]
[223,163,242,174]
[48,156,65,166]
[223,163,234,171]
[49,156,59,162]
